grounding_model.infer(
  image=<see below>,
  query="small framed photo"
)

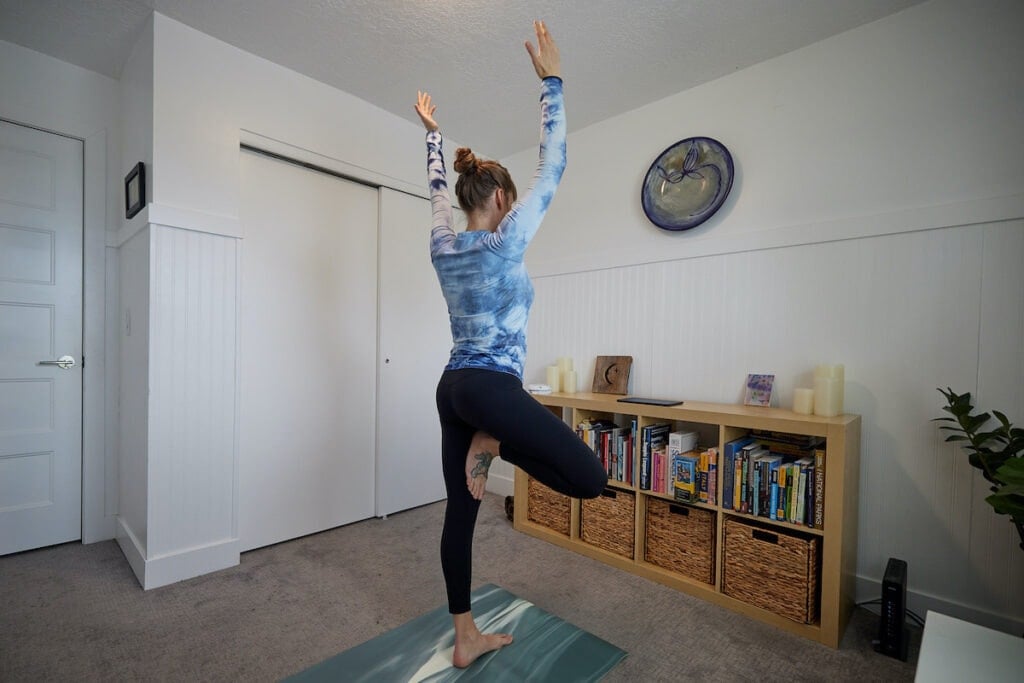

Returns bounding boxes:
[743,373,775,407]
[124,162,145,219]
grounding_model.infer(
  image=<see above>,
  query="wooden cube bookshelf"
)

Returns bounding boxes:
[512,391,860,648]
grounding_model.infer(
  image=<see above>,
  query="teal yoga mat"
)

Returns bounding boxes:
[285,584,627,682]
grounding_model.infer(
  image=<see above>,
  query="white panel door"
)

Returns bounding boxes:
[0,120,82,555]
[239,150,378,551]
[376,188,450,516]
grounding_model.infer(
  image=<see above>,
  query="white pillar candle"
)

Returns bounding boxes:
[557,356,573,374]
[546,365,561,392]
[814,364,845,413]
[833,364,844,413]
[563,370,577,394]
[793,387,814,415]
[814,377,840,417]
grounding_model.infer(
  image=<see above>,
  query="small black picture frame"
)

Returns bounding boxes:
[124,162,145,219]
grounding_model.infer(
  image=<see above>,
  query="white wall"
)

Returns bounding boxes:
[150,13,431,228]
[0,39,120,544]
[498,0,1023,632]
[120,13,453,588]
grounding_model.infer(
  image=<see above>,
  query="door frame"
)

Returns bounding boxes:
[0,116,111,545]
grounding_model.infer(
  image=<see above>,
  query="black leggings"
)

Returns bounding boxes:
[435,368,608,614]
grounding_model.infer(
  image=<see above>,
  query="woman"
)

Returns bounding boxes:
[414,21,608,669]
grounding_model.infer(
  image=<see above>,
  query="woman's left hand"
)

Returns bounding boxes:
[415,91,439,132]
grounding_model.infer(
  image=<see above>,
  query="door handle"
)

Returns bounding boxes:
[38,355,76,369]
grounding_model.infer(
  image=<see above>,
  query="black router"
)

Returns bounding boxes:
[876,557,909,661]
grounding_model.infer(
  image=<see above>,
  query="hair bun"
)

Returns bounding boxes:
[453,147,478,175]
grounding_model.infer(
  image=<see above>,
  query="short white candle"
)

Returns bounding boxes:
[793,388,814,415]
[546,365,561,392]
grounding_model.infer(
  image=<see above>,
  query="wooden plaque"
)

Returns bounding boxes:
[592,355,633,394]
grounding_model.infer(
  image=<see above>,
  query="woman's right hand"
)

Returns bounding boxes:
[415,91,439,132]
[525,20,560,80]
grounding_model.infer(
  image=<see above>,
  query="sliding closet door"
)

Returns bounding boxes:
[376,188,449,516]
[239,149,377,551]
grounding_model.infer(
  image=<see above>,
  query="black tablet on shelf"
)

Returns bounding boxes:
[616,397,684,406]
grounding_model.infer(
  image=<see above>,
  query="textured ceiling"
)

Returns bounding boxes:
[0,0,926,157]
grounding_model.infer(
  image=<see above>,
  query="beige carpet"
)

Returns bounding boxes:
[0,493,918,681]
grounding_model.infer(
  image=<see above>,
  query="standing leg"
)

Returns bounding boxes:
[436,371,513,668]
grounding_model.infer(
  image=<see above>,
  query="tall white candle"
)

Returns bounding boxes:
[563,370,577,394]
[814,377,840,417]
[546,365,561,392]
[814,364,845,413]
[793,388,814,415]
[557,356,573,374]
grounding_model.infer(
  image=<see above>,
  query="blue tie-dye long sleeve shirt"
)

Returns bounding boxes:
[427,76,566,380]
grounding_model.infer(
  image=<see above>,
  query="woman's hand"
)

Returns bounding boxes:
[525,20,560,79]
[415,91,439,132]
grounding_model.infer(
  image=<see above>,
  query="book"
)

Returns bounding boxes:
[652,445,666,493]
[639,423,670,491]
[669,431,698,458]
[706,447,718,505]
[813,448,826,529]
[722,436,753,510]
[740,444,767,514]
[794,456,814,525]
[775,465,788,521]
[755,453,782,518]
[698,449,709,504]
[672,452,699,502]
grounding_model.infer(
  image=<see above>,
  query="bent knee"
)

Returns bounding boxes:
[577,469,609,499]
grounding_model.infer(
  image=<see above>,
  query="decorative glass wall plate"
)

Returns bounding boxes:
[641,137,734,231]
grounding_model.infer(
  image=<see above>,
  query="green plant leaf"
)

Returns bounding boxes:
[966,413,991,433]
[993,410,1011,430]
[995,457,1024,487]
[985,492,1024,519]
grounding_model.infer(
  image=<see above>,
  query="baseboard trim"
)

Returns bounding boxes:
[115,517,147,587]
[487,471,515,498]
[115,518,240,591]
[142,538,241,590]
[855,575,1023,636]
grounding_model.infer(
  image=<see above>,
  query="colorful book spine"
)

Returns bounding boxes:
[707,448,718,505]
[722,436,752,510]
[672,453,698,502]
[814,448,826,529]
[698,450,708,503]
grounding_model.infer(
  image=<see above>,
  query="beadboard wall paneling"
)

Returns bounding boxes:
[527,221,1024,629]
[148,224,238,558]
[117,226,150,553]
[973,219,1024,618]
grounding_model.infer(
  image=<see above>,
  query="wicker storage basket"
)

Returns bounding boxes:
[580,487,635,559]
[526,477,571,536]
[722,517,820,623]
[644,498,715,584]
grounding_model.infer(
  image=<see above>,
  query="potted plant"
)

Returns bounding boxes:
[935,388,1024,550]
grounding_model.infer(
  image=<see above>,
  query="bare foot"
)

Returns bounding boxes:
[466,431,499,500]
[452,629,514,668]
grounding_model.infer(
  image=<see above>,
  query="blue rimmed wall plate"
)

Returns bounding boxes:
[641,137,734,231]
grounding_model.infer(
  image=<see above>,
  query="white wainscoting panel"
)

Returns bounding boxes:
[146,224,239,572]
[526,220,1024,631]
[117,226,150,556]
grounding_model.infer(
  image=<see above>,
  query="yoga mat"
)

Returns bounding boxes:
[284,584,627,682]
